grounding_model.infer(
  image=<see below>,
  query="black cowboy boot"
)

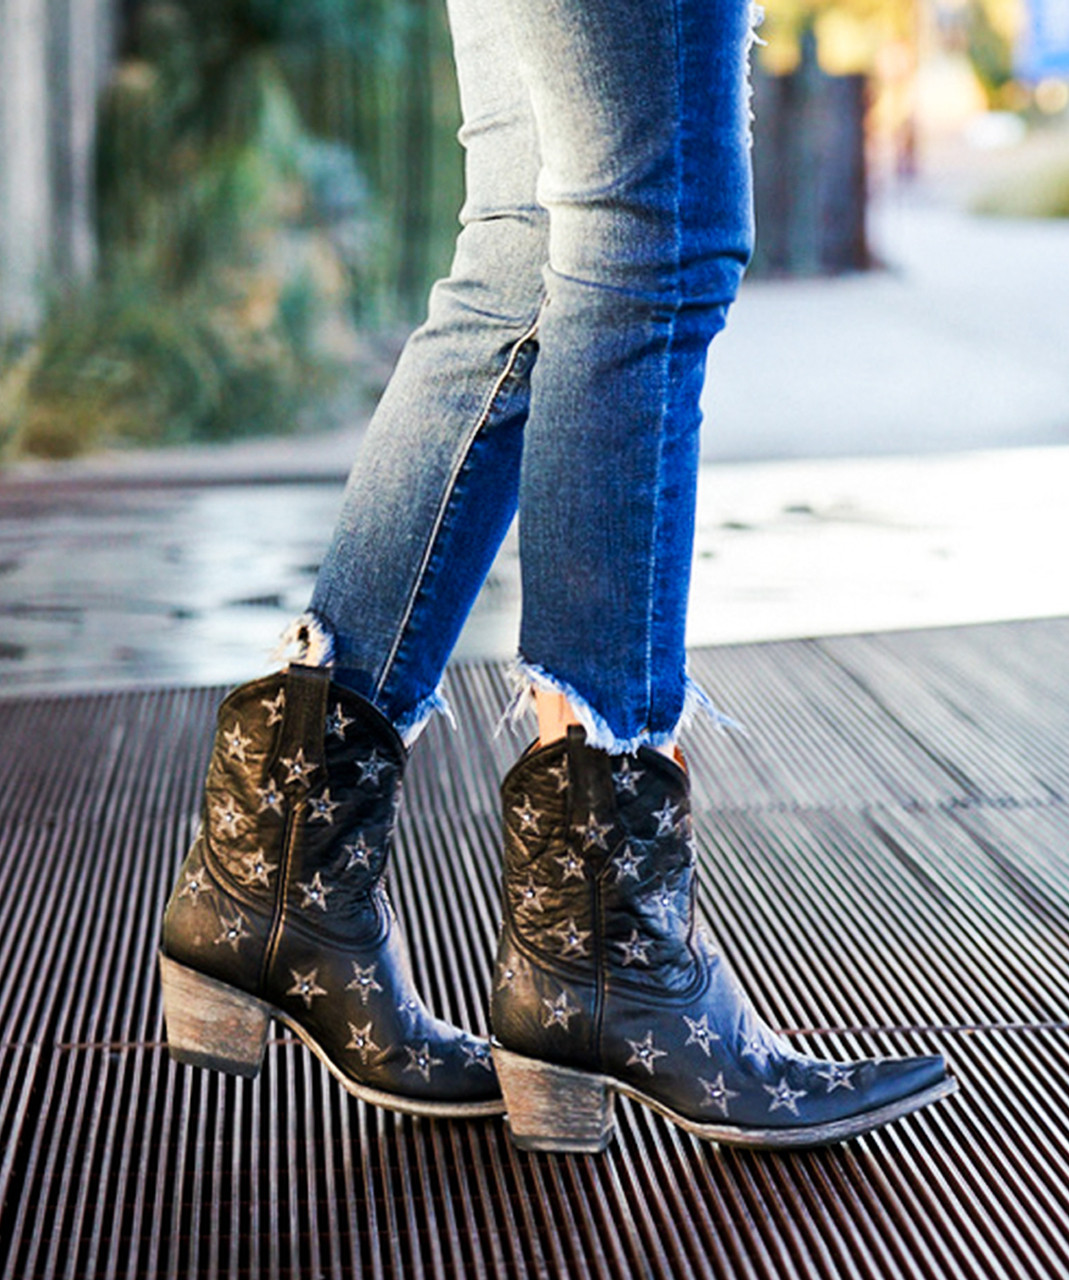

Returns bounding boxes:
[160,665,501,1116]
[490,727,955,1150]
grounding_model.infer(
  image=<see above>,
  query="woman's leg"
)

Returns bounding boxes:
[489,0,955,1150]
[306,0,547,741]
[506,0,755,751]
[159,0,549,1113]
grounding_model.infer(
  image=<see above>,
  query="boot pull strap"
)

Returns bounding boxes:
[281,664,331,769]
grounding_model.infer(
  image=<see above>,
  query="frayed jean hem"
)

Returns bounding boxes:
[273,612,456,747]
[501,657,740,754]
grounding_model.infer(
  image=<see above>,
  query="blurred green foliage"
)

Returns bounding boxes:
[2,0,462,459]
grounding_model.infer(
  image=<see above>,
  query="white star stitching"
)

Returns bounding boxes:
[653,798,679,837]
[547,760,570,792]
[223,723,252,763]
[214,911,249,952]
[288,967,328,1009]
[512,795,541,833]
[296,870,334,911]
[612,844,644,883]
[515,878,549,912]
[613,758,645,795]
[461,1040,494,1071]
[541,991,579,1029]
[281,748,315,786]
[343,835,375,870]
[237,848,277,887]
[356,751,390,788]
[576,813,613,851]
[553,917,591,958]
[554,851,585,882]
[404,1042,444,1082]
[683,1013,721,1056]
[346,1020,380,1063]
[816,1064,856,1092]
[765,1078,808,1115]
[345,962,383,1005]
[261,690,285,726]
[256,780,284,815]
[699,1072,740,1116]
[326,702,354,739]
[625,1030,668,1075]
[308,790,340,824]
[617,930,652,966]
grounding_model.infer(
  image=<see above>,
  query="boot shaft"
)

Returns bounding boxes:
[492,727,700,1065]
[163,666,407,986]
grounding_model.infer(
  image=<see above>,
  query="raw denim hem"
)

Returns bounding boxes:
[273,611,455,746]
[501,656,740,754]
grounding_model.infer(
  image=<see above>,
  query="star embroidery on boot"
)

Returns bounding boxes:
[214,911,249,952]
[496,960,519,991]
[683,1013,721,1056]
[576,813,613,851]
[223,722,252,763]
[262,690,286,726]
[816,1064,856,1093]
[554,851,585,882]
[626,1030,668,1075]
[404,1042,444,1082]
[699,1073,739,1117]
[256,779,284,815]
[511,795,541,833]
[326,702,354,740]
[345,961,383,1005]
[516,878,549,913]
[281,748,315,786]
[612,843,644,883]
[765,1078,808,1115]
[461,1039,494,1072]
[288,967,328,1009]
[213,796,243,838]
[617,930,652,966]
[308,790,340,824]
[541,991,579,1029]
[547,760,570,792]
[613,758,645,795]
[178,863,212,900]
[553,918,591,958]
[344,835,376,871]
[648,878,677,925]
[296,870,333,911]
[653,799,679,837]
[238,848,277,887]
[743,1033,772,1068]
[346,1020,380,1064]
[397,996,423,1027]
[356,750,390,789]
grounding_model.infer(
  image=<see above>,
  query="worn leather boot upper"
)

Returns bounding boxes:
[492,726,948,1131]
[163,665,498,1106]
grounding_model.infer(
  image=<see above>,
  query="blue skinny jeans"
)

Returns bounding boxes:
[305,0,757,752]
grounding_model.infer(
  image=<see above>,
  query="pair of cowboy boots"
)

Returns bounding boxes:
[160,669,954,1144]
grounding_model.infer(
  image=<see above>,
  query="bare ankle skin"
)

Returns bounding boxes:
[533,689,676,759]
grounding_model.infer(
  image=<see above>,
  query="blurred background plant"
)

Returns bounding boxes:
[0,0,461,458]
[0,0,1066,459]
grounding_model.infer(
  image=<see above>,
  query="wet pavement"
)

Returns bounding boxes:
[3,196,1069,697]
[3,444,1069,697]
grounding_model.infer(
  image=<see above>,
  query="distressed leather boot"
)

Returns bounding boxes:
[160,665,501,1116]
[491,726,955,1150]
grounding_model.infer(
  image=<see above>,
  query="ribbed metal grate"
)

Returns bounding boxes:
[2,617,1069,1278]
